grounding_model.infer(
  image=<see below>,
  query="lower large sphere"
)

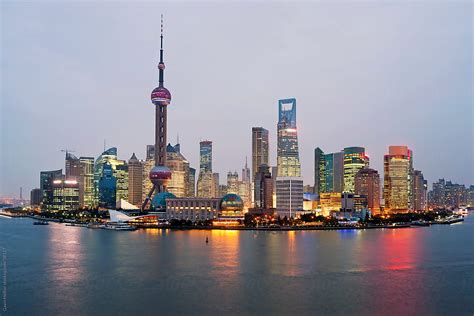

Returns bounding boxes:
[151,86,171,106]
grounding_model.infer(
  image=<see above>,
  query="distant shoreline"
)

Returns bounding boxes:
[4,214,414,231]
[1,212,466,231]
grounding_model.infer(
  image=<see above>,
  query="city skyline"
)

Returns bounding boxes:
[2,2,473,198]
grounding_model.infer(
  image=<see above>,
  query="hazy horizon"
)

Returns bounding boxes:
[1,1,473,198]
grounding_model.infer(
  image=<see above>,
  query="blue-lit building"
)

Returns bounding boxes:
[199,140,212,172]
[323,152,344,193]
[94,147,128,208]
[98,163,117,209]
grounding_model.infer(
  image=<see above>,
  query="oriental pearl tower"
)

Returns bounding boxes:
[142,15,172,210]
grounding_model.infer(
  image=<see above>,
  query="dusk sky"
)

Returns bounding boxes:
[1,1,472,198]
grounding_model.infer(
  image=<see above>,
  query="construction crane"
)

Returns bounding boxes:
[60,149,76,159]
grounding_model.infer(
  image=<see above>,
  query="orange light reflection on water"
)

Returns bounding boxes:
[45,224,84,303]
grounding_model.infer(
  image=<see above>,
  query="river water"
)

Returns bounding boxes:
[0,215,473,315]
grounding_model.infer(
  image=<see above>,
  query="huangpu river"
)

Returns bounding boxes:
[1,215,473,315]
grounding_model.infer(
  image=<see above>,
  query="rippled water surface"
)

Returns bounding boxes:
[1,216,473,315]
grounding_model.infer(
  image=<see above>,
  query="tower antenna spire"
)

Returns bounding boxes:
[159,14,165,87]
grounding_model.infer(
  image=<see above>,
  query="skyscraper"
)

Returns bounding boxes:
[252,127,269,180]
[314,147,325,196]
[188,167,196,197]
[276,98,303,217]
[383,146,413,212]
[242,157,251,183]
[199,140,212,172]
[254,164,273,209]
[197,140,215,198]
[98,163,117,209]
[277,98,301,177]
[30,188,42,207]
[355,168,381,213]
[166,143,191,197]
[142,15,173,210]
[429,178,446,209]
[343,147,369,193]
[212,173,220,198]
[65,153,84,207]
[93,147,128,208]
[40,169,63,210]
[79,157,94,208]
[413,170,427,211]
[65,153,82,178]
[323,151,344,193]
[227,172,239,194]
[128,153,143,207]
[240,158,251,208]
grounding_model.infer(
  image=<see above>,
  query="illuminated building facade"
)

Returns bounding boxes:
[188,167,196,197]
[142,158,155,205]
[227,172,239,194]
[319,192,342,216]
[276,98,303,217]
[79,157,95,208]
[40,169,63,210]
[197,171,212,197]
[355,168,380,213]
[442,181,467,208]
[51,177,80,211]
[240,159,252,208]
[197,141,217,198]
[276,177,304,218]
[343,147,369,193]
[413,170,427,211]
[128,153,143,207]
[65,153,85,207]
[383,146,413,212]
[166,194,244,223]
[341,193,368,212]
[225,168,251,209]
[212,173,220,197]
[98,163,117,208]
[252,127,269,180]
[199,141,212,173]
[323,151,344,193]
[166,143,191,197]
[277,98,301,177]
[41,172,80,211]
[468,185,474,207]
[93,147,128,207]
[166,197,221,221]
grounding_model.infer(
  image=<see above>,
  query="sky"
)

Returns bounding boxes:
[1,1,473,198]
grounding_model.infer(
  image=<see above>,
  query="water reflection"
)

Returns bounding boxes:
[45,225,84,306]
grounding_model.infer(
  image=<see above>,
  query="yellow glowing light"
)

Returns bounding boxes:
[212,220,240,226]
